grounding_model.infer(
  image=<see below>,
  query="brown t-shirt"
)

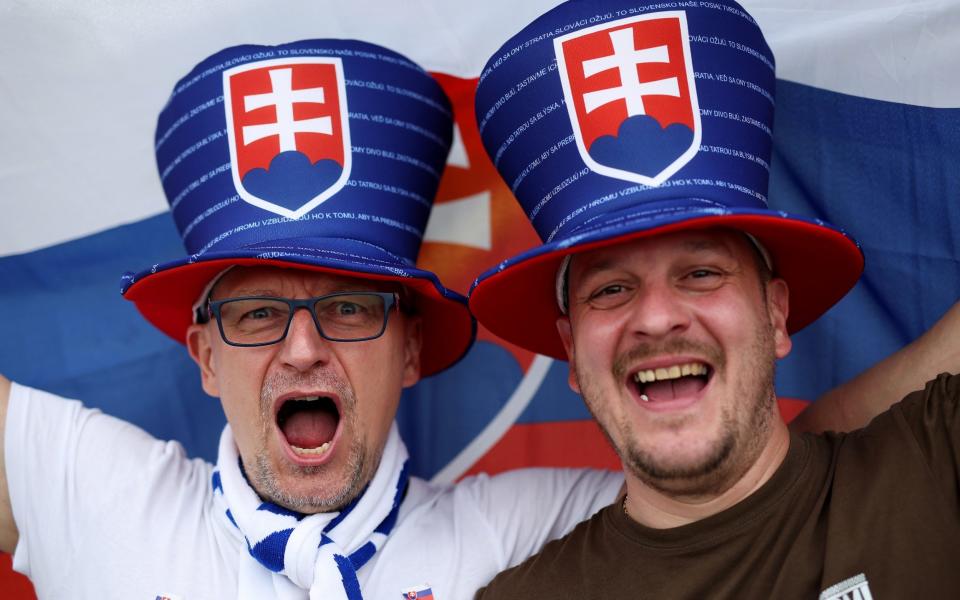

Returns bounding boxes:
[476,373,960,599]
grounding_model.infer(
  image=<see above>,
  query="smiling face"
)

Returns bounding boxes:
[186,266,421,513]
[558,228,792,499]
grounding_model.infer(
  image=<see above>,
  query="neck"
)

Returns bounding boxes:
[622,422,791,529]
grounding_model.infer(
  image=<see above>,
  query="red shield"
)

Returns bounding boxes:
[554,12,701,186]
[223,57,351,218]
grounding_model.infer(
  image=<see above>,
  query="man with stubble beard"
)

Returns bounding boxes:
[469,0,960,596]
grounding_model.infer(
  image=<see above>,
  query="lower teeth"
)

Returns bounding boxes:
[640,394,650,402]
[291,442,331,455]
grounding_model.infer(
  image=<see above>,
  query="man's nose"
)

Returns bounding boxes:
[276,307,331,371]
[626,281,691,339]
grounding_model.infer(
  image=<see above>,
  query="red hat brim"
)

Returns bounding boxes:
[470,212,863,359]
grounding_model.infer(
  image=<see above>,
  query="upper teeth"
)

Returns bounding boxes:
[633,362,707,383]
[294,396,321,402]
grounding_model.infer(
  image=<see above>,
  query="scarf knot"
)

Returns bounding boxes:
[212,423,409,600]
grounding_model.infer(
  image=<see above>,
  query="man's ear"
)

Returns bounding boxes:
[401,315,422,388]
[767,278,792,359]
[186,323,220,397]
[556,316,581,394]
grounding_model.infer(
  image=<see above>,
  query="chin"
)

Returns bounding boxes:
[625,429,737,496]
[254,452,366,513]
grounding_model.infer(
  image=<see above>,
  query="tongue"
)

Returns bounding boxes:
[644,376,706,402]
[281,408,337,448]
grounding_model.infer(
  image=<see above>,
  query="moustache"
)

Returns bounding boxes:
[612,339,724,381]
[259,371,354,412]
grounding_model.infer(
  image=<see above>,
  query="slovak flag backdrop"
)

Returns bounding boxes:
[0,0,958,596]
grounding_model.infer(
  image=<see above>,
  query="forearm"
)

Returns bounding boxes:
[0,373,17,553]
[792,302,960,434]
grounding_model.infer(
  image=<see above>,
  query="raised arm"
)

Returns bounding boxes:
[792,302,960,434]
[0,374,16,553]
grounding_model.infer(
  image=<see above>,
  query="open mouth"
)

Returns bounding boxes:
[276,396,341,456]
[630,362,711,403]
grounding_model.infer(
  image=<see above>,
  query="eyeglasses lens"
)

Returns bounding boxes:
[218,293,389,344]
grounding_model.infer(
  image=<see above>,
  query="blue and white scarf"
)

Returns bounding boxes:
[212,423,409,600]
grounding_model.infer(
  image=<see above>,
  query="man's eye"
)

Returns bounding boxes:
[586,284,632,309]
[683,268,725,289]
[592,284,625,298]
[336,302,361,316]
[243,307,276,320]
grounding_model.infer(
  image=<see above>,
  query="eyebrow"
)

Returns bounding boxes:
[573,238,735,279]
[681,238,733,255]
[219,288,280,296]
[214,283,390,299]
[574,258,616,282]
[212,288,280,299]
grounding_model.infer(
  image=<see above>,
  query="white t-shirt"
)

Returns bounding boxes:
[5,383,622,599]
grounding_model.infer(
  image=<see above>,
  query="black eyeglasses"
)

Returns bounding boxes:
[203,291,399,347]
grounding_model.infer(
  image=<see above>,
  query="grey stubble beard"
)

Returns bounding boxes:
[248,371,370,513]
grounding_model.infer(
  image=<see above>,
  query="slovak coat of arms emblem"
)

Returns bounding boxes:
[223,57,352,218]
[554,12,701,186]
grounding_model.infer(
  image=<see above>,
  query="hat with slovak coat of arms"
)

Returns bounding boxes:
[469,0,863,359]
[122,39,475,376]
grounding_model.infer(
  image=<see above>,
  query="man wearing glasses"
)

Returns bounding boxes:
[0,40,626,599]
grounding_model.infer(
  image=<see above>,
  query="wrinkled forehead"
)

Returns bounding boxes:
[210,265,401,299]
[569,228,755,283]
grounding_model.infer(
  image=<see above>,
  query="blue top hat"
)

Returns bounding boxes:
[469,0,863,358]
[122,39,475,376]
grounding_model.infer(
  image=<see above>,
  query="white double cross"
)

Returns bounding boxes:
[582,28,680,116]
[242,68,332,151]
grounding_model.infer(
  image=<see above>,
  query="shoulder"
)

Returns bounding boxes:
[892,372,960,418]
[397,468,621,534]
[7,380,85,421]
[808,374,960,500]
[849,372,960,443]
[404,468,619,505]
[5,383,223,593]
[456,467,621,498]
[475,506,611,598]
